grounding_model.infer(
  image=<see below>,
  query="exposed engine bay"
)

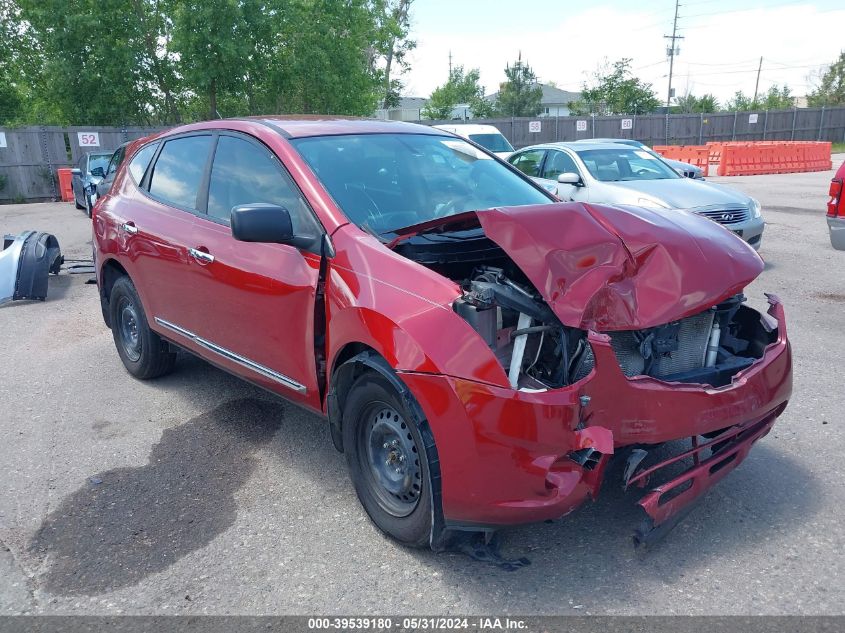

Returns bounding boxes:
[393,229,776,391]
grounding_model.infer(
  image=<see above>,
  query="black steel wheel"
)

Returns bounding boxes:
[108,276,176,379]
[343,370,434,547]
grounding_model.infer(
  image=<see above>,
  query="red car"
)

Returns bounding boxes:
[828,159,845,250]
[93,118,792,549]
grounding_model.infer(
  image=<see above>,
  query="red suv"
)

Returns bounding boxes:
[93,118,792,549]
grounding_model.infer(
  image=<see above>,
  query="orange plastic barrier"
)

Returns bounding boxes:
[716,141,832,176]
[653,145,710,177]
[57,168,74,202]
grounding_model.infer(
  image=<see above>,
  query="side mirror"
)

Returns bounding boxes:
[71,168,82,176]
[231,204,294,244]
[557,172,583,186]
[91,167,105,177]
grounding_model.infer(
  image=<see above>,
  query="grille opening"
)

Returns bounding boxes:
[657,479,694,506]
[709,452,738,475]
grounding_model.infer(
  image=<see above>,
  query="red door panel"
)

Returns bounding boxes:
[180,216,322,407]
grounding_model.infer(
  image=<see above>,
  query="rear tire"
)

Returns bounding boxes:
[343,371,434,547]
[109,276,176,379]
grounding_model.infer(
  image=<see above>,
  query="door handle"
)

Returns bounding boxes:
[189,247,215,264]
[121,222,138,235]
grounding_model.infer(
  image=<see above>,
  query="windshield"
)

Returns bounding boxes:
[88,154,112,173]
[468,133,514,154]
[292,133,550,234]
[575,148,680,182]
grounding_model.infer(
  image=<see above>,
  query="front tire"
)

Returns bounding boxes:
[343,371,434,547]
[109,276,176,379]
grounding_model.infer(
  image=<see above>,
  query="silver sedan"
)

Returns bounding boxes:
[508,142,764,250]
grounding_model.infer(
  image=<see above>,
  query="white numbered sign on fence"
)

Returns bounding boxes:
[0,132,6,148]
[528,121,542,133]
[621,118,633,130]
[77,132,100,147]
[748,113,759,124]
[576,120,587,132]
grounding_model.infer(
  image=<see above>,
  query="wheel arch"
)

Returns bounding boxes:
[329,345,446,549]
[98,257,130,328]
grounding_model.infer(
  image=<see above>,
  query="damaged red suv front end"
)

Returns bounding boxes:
[379,200,791,545]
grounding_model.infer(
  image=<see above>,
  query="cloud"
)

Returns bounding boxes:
[404,3,845,103]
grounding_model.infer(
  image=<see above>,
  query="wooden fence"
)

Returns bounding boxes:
[1,107,843,201]
[425,106,845,150]
[0,126,164,202]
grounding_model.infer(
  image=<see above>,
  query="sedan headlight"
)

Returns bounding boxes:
[750,198,762,219]
[637,198,670,209]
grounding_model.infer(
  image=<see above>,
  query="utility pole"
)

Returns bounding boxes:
[664,0,684,110]
[448,50,453,76]
[753,56,763,107]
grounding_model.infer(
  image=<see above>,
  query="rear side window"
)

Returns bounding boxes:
[148,136,212,209]
[206,135,317,234]
[127,143,156,182]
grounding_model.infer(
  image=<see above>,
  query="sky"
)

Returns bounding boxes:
[401,0,845,105]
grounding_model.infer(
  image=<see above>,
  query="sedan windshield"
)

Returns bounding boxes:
[576,148,680,182]
[468,133,514,154]
[292,133,550,233]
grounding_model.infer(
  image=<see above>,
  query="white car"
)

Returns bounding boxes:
[432,124,514,159]
[508,141,764,250]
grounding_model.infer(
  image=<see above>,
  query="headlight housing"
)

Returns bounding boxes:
[750,198,762,219]
[637,198,670,209]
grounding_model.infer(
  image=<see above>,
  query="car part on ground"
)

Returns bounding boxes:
[0,231,63,305]
[827,160,845,250]
[94,117,792,551]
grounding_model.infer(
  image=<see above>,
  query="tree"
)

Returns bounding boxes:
[368,0,415,109]
[172,0,254,120]
[422,66,491,119]
[495,54,543,117]
[0,0,28,124]
[673,93,719,113]
[761,84,794,110]
[724,91,755,111]
[570,59,659,116]
[808,51,845,106]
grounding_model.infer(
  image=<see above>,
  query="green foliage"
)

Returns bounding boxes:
[495,55,543,117]
[570,59,659,116]
[422,66,491,120]
[368,0,415,109]
[761,85,794,110]
[725,85,793,111]
[673,93,719,114]
[809,52,845,106]
[3,0,393,125]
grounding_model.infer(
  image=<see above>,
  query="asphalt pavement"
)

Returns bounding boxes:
[1,159,843,615]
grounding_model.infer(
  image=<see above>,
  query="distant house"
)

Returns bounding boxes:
[375,97,428,122]
[486,83,582,117]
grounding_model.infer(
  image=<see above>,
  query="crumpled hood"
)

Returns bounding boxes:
[475,202,763,331]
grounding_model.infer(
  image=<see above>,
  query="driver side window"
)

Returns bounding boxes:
[541,150,579,180]
[509,150,545,177]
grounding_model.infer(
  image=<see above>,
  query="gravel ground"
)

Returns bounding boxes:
[1,158,843,615]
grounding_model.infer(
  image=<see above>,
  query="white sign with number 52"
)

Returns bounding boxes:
[77,132,100,147]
